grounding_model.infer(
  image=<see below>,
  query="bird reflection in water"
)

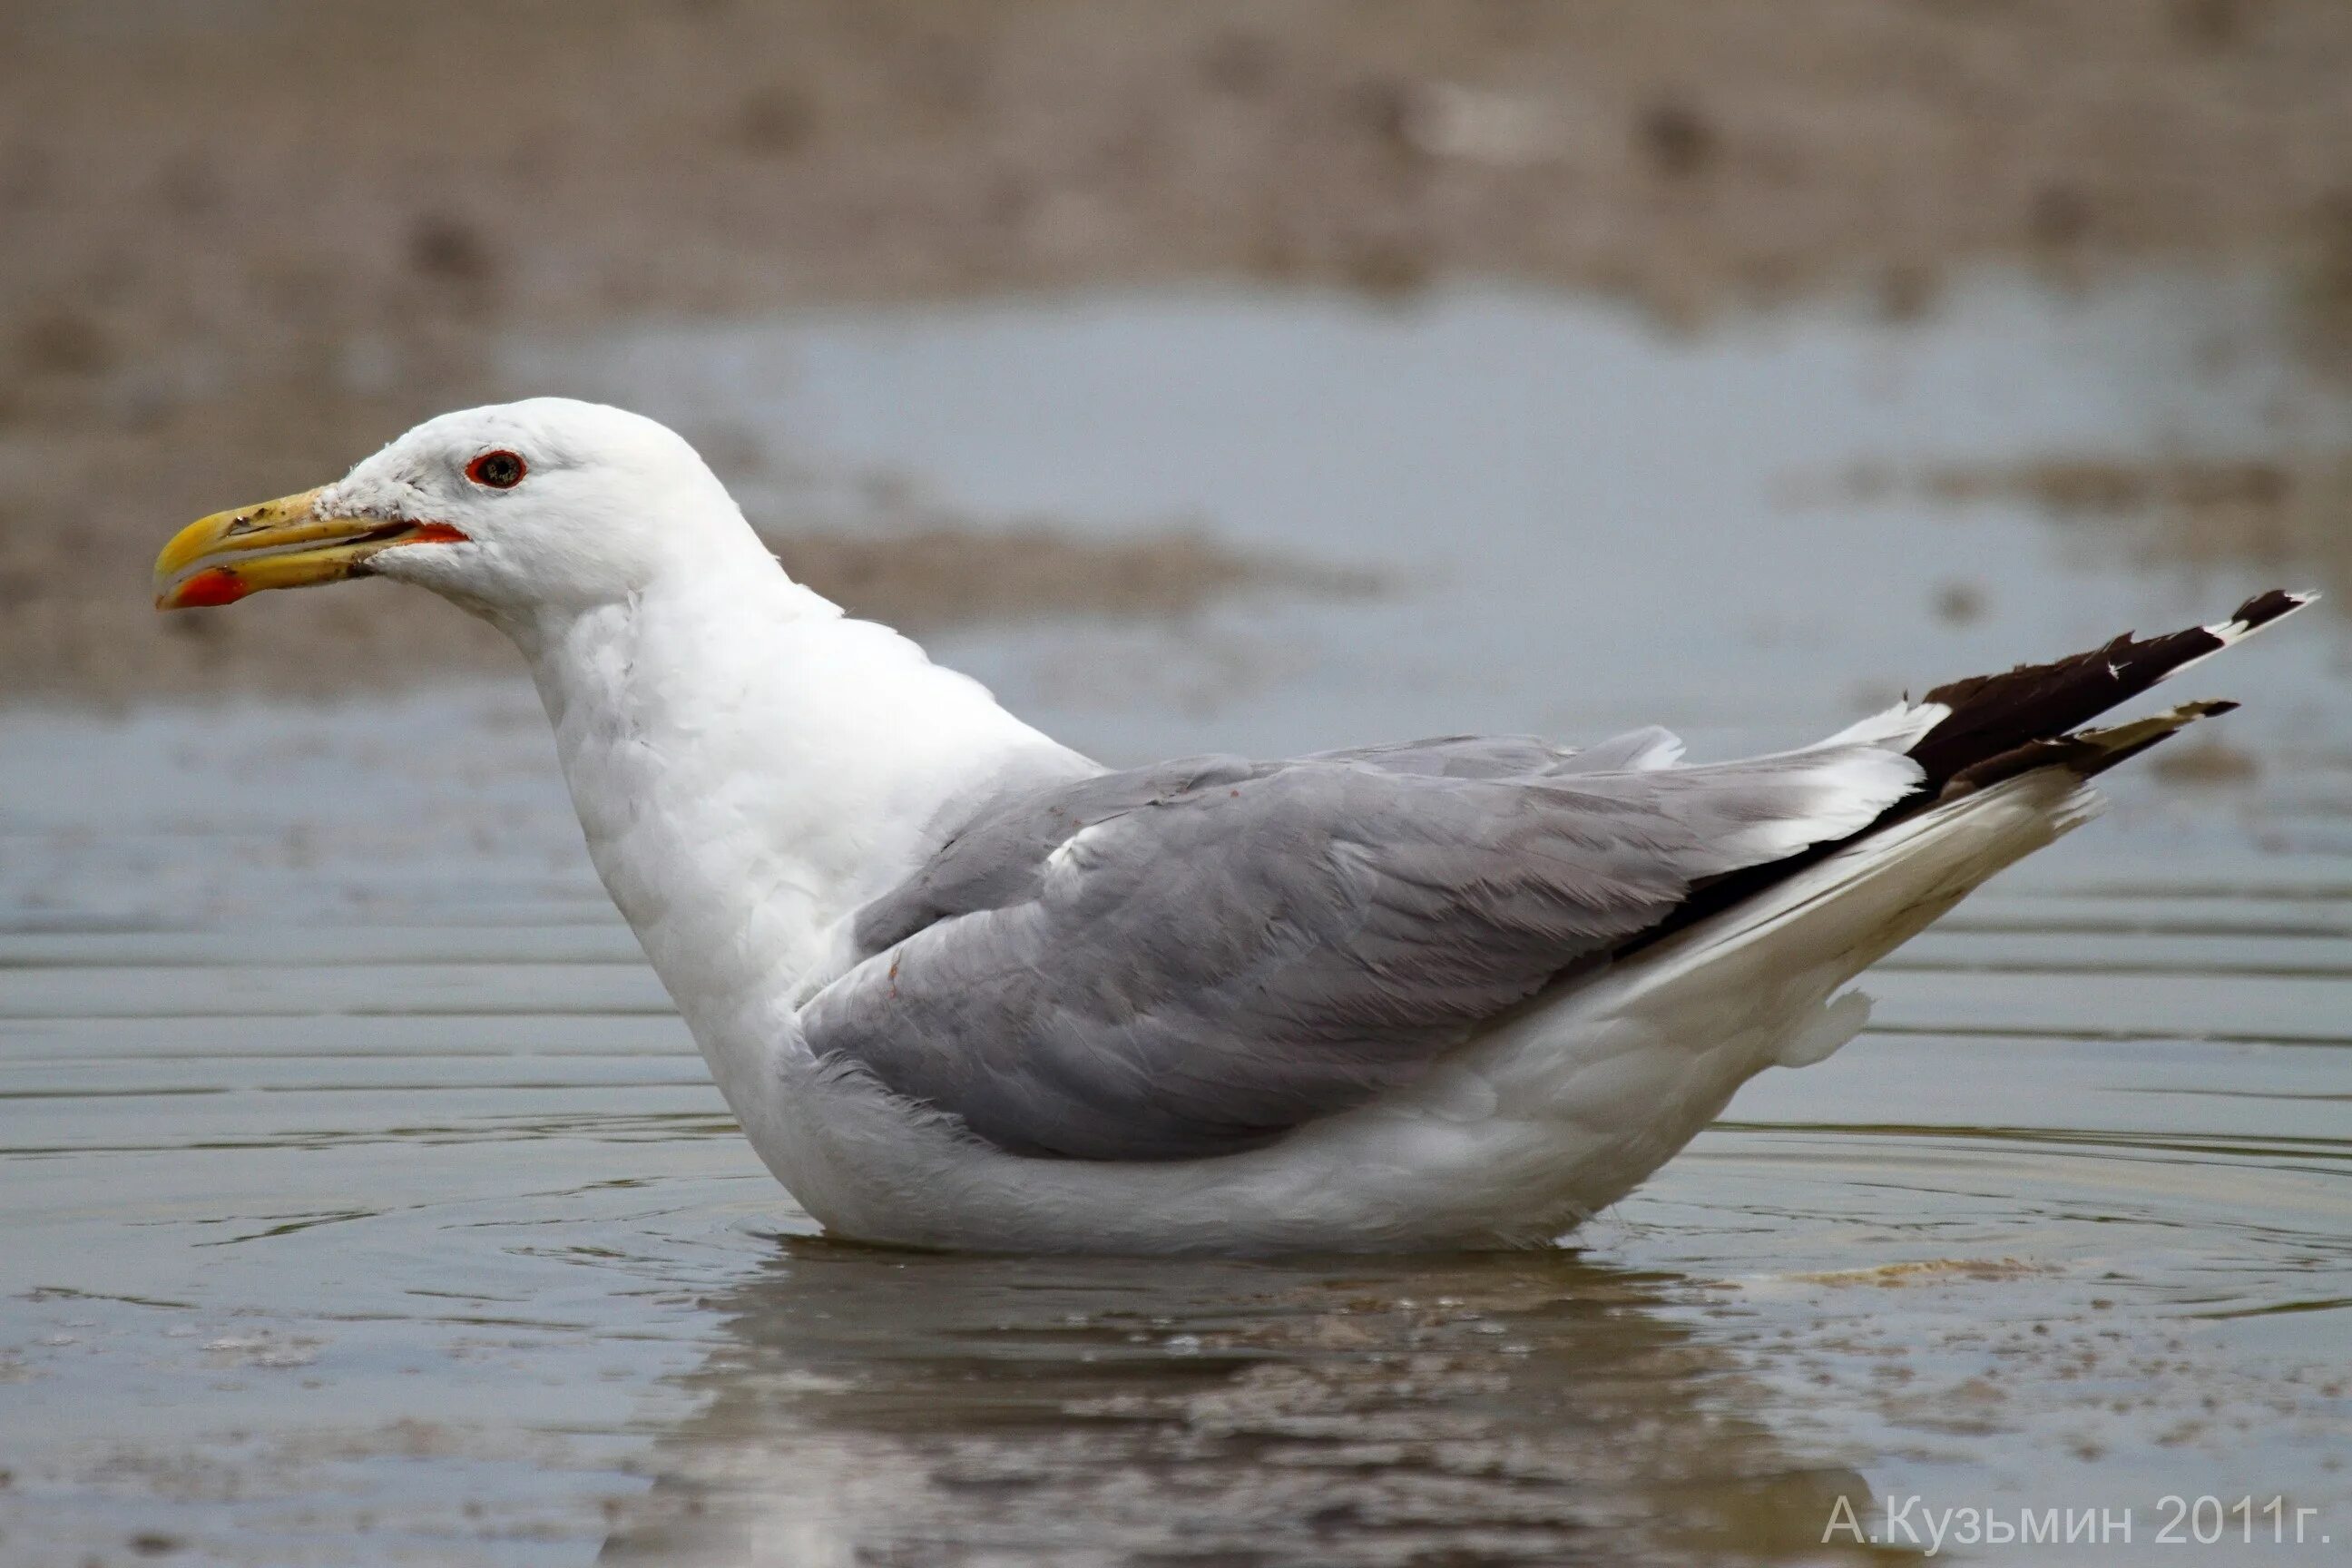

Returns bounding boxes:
[599,1238,1869,1566]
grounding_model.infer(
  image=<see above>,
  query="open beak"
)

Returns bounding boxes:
[153,489,467,610]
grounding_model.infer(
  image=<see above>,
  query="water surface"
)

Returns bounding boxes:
[5,272,2348,1564]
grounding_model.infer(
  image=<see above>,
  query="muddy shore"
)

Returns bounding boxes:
[5,0,2350,701]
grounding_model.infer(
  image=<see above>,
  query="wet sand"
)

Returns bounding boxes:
[7,0,2352,698]
[1853,453,2352,605]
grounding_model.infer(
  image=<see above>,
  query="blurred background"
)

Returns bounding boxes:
[4,4,2349,1564]
[6,0,2352,698]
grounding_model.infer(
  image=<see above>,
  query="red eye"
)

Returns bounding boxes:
[466,449,526,488]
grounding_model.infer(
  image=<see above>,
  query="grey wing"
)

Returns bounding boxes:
[803,743,1918,1161]
[1305,726,1686,778]
[850,730,1688,956]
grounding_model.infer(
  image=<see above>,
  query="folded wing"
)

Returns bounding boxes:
[802,738,1919,1160]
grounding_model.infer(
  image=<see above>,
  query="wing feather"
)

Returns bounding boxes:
[803,741,1918,1161]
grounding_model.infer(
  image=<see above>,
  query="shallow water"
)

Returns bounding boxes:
[5,273,2349,1564]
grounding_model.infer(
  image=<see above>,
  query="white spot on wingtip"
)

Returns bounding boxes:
[2171,592,2317,679]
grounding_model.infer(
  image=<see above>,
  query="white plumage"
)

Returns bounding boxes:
[153,398,2311,1253]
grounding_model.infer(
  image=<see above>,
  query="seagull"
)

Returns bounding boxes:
[154,398,2313,1253]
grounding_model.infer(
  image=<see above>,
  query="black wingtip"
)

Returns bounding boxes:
[2229,588,2318,630]
[1613,602,2302,959]
[1907,591,2310,791]
[1943,699,2244,795]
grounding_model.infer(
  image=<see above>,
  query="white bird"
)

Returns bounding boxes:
[155,398,2312,1254]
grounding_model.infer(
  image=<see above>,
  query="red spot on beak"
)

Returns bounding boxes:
[409,522,470,544]
[169,567,250,608]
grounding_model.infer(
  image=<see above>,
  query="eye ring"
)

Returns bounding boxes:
[465,449,527,489]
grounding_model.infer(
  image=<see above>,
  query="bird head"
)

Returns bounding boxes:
[154,398,760,620]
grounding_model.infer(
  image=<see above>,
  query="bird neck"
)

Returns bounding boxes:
[502,562,1089,1119]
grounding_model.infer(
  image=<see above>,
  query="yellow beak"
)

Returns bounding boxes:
[153,489,467,610]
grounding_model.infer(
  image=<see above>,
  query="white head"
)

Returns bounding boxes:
[155,397,775,622]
